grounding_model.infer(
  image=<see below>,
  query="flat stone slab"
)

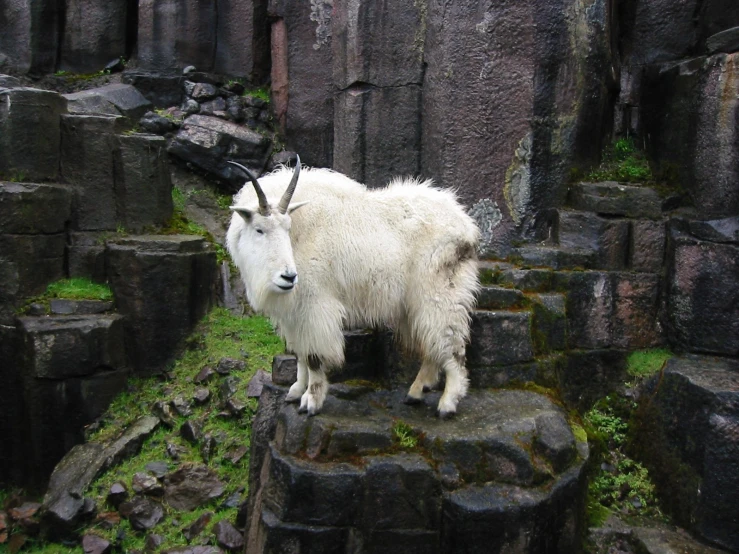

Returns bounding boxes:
[568,182,664,219]
[249,386,588,553]
[706,26,739,54]
[108,234,208,253]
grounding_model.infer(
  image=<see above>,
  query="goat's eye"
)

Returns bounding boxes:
[255,228,264,235]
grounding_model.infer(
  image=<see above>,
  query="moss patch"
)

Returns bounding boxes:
[626,349,671,379]
[587,137,653,183]
[45,278,113,301]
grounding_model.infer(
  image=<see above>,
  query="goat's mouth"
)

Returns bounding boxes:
[276,283,295,291]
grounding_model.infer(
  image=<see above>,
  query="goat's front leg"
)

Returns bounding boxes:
[298,354,328,416]
[285,358,308,403]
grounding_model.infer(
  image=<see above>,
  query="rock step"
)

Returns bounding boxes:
[634,355,739,552]
[567,181,677,219]
[248,384,589,554]
[511,244,598,271]
[14,312,130,481]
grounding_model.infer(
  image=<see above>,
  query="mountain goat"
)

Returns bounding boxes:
[226,157,480,417]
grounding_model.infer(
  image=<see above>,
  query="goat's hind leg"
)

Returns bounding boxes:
[298,354,329,417]
[405,357,440,405]
[285,358,309,403]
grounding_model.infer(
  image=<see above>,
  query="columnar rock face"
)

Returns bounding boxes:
[667,218,739,356]
[15,311,129,484]
[106,235,217,375]
[269,0,335,168]
[332,0,424,188]
[642,53,739,218]
[634,356,739,552]
[246,385,589,554]
[0,0,62,74]
[137,0,268,80]
[59,0,128,73]
[0,183,72,323]
[0,88,67,181]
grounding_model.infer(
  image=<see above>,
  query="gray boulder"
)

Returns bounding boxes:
[168,115,272,189]
[64,84,152,123]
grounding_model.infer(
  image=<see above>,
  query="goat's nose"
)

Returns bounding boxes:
[281,271,297,283]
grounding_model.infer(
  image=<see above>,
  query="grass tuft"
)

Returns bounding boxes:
[45,278,113,301]
[587,137,653,183]
[392,420,419,449]
[626,349,671,378]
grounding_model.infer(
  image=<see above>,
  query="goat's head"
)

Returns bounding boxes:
[229,157,308,295]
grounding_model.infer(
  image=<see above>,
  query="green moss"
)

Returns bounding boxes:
[245,86,270,103]
[45,278,113,301]
[626,349,671,378]
[161,187,230,264]
[587,137,653,183]
[478,268,502,285]
[584,394,665,524]
[571,422,587,444]
[154,108,183,124]
[392,420,419,449]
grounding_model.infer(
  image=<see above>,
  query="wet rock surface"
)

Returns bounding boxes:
[246,386,588,554]
[634,355,739,551]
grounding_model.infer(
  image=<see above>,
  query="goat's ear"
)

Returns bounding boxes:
[230,206,254,222]
[287,201,309,214]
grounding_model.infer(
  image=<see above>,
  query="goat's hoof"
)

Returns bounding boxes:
[307,409,319,417]
[404,395,423,405]
[422,385,433,393]
[285,395,300,404]
[437,409,456,420]
[297,405,308,414]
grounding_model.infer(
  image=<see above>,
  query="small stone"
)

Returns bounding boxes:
[182,512,212,541]
[193,388,211,405]
[191,83,218,101]
[94,512,121,530]
[222,81,245,95]
[216,357,245,375]
[224,445,247,465]
[163,464,225,511]
[145,461,170,479]
[181,420,203,444]
[166,442,186,460]
[212,519,244,552]
[170,395,193,417]
[220,492,243,510]
[152,401,176,427]
[182,99,200,115]
[132,472,163,496]
[218,377,240,402]
[119,497,164,531]
[246,369,271,398]
[25,303,47,316]
[107,483,128,507]
[8,502,41,521]
[145,533,164,551]
[200,434,218,462]
[225,398,246,417]
[82,533,111,554]
[194,366,215,384]
[271,355,297,386]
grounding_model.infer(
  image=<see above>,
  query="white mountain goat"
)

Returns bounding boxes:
[226,157,480,417]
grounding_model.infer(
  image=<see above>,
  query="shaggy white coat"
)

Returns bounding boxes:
[226,165,480,416]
